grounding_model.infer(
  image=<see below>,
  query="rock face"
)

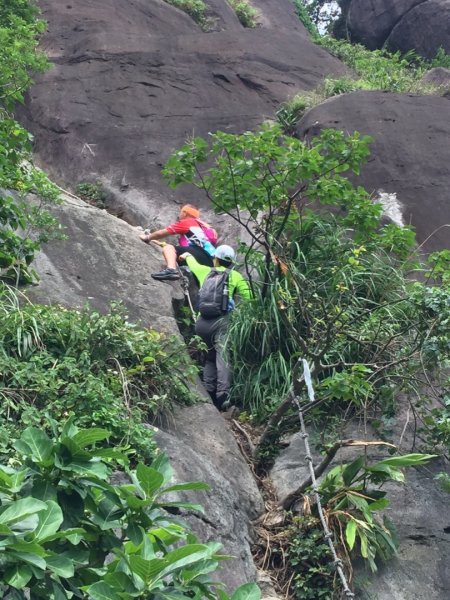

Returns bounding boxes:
[29,192,184,333]
[155,403,264,589]
[28,194,264,589]
[295,90,450,252]
[341,0,450,59]
[421,67,450,96]
[17,0,348,226]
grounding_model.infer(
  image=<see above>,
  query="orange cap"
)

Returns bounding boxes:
[181,204,200,219]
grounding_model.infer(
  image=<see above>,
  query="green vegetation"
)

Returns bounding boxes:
[277,40,450,130]
[76,181,107,208]
[163,0,208,27]
[295,0,341,34]
[281,5,450,131]
[293,0,320,36]
[163,0,258,29]
[282,453,435,598]
[0,288,198,461]
[1,0,62,284]
[164,124,448,593]
[0,421,260,600]
[228,0,258,28]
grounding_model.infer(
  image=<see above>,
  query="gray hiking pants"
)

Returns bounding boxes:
[195,315,231,400]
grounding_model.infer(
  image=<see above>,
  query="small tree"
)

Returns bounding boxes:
[1,0,61,284]
[163,124,448,466]
[163,124,449,591]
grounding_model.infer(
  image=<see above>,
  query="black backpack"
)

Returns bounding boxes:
[197,268,232,319]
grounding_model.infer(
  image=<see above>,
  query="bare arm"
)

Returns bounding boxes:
[139,228,170,243]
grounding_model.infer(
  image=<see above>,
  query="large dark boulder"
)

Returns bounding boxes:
[341,0,450,59]
[295,90,450,252]
[17,0,348,226]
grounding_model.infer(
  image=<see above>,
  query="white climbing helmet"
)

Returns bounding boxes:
[214,244,236,262]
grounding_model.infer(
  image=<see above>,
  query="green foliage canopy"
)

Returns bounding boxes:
[0,421,261,600]
[1,0,61,284]
[0,289,199,461]
[163,123,449,471]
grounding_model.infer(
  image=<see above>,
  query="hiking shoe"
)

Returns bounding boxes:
[216,394,231,411]
[151,268,180,281]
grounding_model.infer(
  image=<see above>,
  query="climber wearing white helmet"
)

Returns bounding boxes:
[178,244,252,411]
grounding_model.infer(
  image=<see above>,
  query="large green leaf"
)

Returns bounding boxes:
[0,497,47,525]
[365,463,404,479]
[86,581,122,600]
[149,525,185,545]
[33,500,63,541]
[376,453,437,467]
[158,481,210,496]
[10,469,28,494]
[345,519,357,550]
[52,580,70,600]
[9,514,40,534]
[0,467,13,488]
[368,497,390,511]
[342,456,365,487]
[150,453,173,484]
[6,541,46,557]
[231,583,261,600]
[14,428,53,463]
[31,479,58,501]
[72,428,110,448]
[59,459,109,480]
[58,490,84,528]
[136,464,164,498]
[4,564,32,589]
[158,501,205,514]
[130,543,219,586]
[180,559,220,583]
[46,554,75,578]
[104,572,137,594]
[126,522,144,545]
[8,551,46,570]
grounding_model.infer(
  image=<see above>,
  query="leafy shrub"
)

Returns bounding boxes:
[228,0,258,28]
[286,518,336,599]
[296,0,341,34]
[292,0,319,36]
[276,92,319,134]
[318,454,436,571]
[276,33,450,132]
[0,288,199,461]
[163,124,437,426]
[0,422,261,600]
[317,37,450,95]
[164,0,207,26]
[75,181,106,208]
[1,1,62,284]
[428,46,450,69]
[282,453,435,598]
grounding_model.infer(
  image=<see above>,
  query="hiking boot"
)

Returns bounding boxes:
[151,268,180,281]
[216,394,231,412]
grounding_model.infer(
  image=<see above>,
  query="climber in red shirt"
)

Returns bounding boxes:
[139,204,217,280]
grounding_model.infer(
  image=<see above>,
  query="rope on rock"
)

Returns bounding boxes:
[292,358,355,599]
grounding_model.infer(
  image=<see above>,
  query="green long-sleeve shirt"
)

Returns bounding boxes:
[185,255,252,300]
